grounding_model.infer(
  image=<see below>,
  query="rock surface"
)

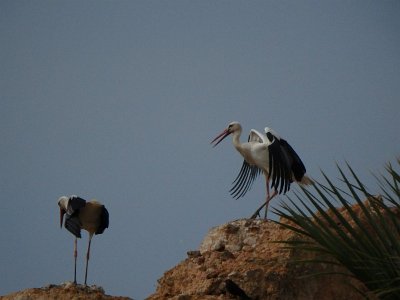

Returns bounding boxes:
[0,282,133,300]
[147,216,371,300]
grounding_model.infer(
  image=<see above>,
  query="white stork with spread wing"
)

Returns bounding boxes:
[211,121,311,218]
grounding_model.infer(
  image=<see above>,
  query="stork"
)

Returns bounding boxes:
[58,195,109,285]
[211,121,311,219]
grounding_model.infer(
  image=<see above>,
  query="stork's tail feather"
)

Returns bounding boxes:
[299,174,313,185]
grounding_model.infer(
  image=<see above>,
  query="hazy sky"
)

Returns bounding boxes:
[1,1,399,299]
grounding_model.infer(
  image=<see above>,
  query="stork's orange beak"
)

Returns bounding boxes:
[211,129,230,147]
[59,208,66,228]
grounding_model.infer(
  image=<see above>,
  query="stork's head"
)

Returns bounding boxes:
[58,196,69,228]
[211,121,242,147]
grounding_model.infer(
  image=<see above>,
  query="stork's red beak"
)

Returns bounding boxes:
[59,208,66,228]
[211,129,231,147]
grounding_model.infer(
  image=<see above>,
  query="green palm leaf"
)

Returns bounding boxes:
[274,159,400,299]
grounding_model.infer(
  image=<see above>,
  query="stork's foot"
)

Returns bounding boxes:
[250,202,267,219]
[250,191,277,219]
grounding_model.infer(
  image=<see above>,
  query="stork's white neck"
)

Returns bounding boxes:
[232,129,250,161]
[231,129,242,149]
[231,127,256,165]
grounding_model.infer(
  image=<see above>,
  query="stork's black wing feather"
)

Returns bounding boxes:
[69,196,86,211]
[268,138,291,194]
[95,205,109,235]
[230,160,261,199]
[230,161,252,199]
[65,213,82,238]
[63,196,86,238]
[279,139,306,181]
[230,161,249,198]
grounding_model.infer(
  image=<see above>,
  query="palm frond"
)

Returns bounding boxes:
[275,159,400,299]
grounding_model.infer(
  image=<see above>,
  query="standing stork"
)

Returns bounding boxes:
[211,121,311,219]
[58,195,109,285]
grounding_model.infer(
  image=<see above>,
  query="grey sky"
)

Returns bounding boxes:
[1,1,399,299]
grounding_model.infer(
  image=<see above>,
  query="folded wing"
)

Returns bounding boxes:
[64,196,87,238]
[95,205,109,235]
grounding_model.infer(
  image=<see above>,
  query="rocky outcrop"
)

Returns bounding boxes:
[147,218,369,300]
[0,282,133,300]
[4,199,389,300]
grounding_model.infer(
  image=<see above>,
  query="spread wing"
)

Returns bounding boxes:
[95,205,109,235]
[266,131,292,194]
[228,129,265,199]
[230,160,262,199]
[279,138,306,181]
[248,129,267,143]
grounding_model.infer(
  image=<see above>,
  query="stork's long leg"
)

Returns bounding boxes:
[250,175,274,219]
[84,235,93,286]
[264,175,271,219]
[264,189,278,219]
[73,237,77,284]
[250,192,277,219]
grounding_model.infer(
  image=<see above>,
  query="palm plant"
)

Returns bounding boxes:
[274,159,400,299]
